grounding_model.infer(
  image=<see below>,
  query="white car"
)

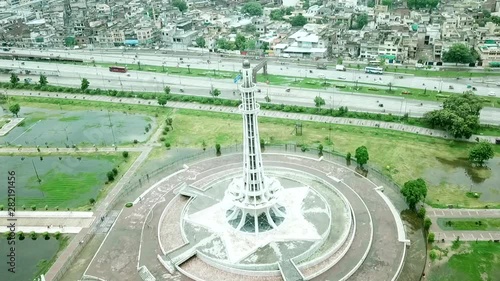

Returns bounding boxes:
[338,77,346,80]
[488,92,496,96]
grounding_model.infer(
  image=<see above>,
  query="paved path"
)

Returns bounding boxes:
[6,90,499,144]
[44,146,153,281]
[0,211,94,234]
[427,207,500,242]
[0,117,24,136]
[0,146,144,153]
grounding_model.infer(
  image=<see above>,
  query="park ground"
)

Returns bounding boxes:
[1,95,500,280]
[427,241,500,281]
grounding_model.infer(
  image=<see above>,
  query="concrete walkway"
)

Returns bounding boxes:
[6,90,499,144]
[0,146,144,153]
[427,207,500,241]
[0,117,24,136]
[0,211,94,234]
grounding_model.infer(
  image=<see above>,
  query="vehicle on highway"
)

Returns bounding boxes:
[338,77,346,80]
[378,103,384,107]
[449,85,454,89]
[180,88,184,93]
[109,66,127,73]
[365,66,383,74]
[281,54,291,58]
[317,63,327,69]
[335,65,346,71]
[489,92,496,96]
[285,88,291,92]
[472,87,477,91]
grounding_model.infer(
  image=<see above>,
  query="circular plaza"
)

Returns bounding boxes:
[153,152,407,281]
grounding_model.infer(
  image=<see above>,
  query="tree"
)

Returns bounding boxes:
[442,44,476,65]
[354,146,369,167]
[382,0,393,7]
[270,9,285,20]
[401,178,427,210]
[81,78,90,91]
[9,103,20,117]
[244,24,257,33]
[210,88,221,97]
[245,39,256,50]
[89,198,96,205]
[387,82,393,92]
[261,42,270,52]
[424,218,432,232]
[242,2,263,16]
[469,142,494,166]
[172,0,187,12]
[302,0,310,9]
[64,36,75,47]
[164,86,171,95]
[39,74,48,86]
[195,37,206,48]
[291,14,307,27]
[107,171,115,182]
[336,57,343,65]
[122,151,129,158]
[355,14,369,29]
[10,73,19,85]
[215,143,221,155]
[216,38,235,50]
[314,96,325,108]
[157,95,168,106]
[423,94,482,139]
[235,34,247,51]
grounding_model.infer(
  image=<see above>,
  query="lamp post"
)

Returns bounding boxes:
[187,64,191,74]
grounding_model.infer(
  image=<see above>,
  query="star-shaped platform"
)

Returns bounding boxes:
[185,186,322,263]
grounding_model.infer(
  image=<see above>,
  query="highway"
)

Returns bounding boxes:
[3,47,500,96]
[0,58,499,125]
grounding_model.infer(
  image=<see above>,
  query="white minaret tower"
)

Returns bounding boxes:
[224,60,286,234]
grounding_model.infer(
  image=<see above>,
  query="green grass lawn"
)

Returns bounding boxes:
[437,218,500,231]
[428,242,500,281]
[0,153,135,210]
[164,108,500,207]
[8,99,500,208]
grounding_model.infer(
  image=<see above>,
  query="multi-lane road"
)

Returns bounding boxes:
[0,52,499,125]
[4,47,500,96]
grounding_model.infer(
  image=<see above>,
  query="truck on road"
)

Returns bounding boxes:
[335,65,346,71]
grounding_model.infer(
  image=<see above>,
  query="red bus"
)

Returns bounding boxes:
[109,66,127,73]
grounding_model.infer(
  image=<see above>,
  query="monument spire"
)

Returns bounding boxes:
[224,60,286,234]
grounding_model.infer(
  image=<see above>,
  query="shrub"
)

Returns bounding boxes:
[54,232,62,240]
[215,143,221,155]
[30,231,37,240]
[165,142,171,149]
[0,205,3,210]
[17,231,25,240]
[125,202,133,208]
[31,205,36,211]
[122,151,129,158]
[429,249,437,261]
[424,218,432,232]
[112,168,118,176]
[44,205,48,210]
[159,137,166,142]
[346,152,352,161]
[417,207,426,219]
[428,232,435,243]
[43,231,50,240]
